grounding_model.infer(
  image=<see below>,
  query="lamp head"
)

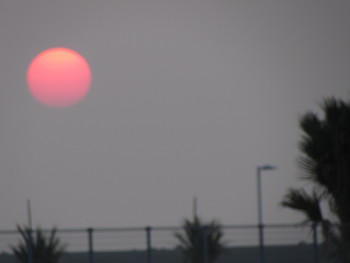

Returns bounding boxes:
[258,165,277,171]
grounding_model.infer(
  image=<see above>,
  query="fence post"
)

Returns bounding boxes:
[312,223,319,263]
[26,228,33,263]
[203,225,208,263]
[146,226,153,263]
[88,228,94,263]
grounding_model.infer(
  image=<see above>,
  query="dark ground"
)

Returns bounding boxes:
[1,244,332,263]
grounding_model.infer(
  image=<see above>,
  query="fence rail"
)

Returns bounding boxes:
[0,223,344,263]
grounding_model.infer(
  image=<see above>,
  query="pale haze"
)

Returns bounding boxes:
[1,0,350,230]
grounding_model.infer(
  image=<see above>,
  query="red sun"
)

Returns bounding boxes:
[27,47,91,108]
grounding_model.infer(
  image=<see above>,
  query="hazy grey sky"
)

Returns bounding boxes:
[1,0,350,230]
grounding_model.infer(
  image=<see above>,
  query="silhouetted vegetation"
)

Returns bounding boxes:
[174,216,225,263]
[281,97,350,262]
[10,225,66,263]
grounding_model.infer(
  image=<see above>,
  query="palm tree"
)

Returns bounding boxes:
[11,225,66,263]
[281,97,350,262]
[174,216,225,263]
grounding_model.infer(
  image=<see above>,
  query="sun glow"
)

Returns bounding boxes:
[27,47,91,108]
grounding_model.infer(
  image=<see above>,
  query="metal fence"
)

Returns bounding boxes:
[0,223,339,263]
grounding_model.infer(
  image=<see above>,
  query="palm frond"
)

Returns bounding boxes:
[281,188,323,223]
[174,216,225,263]
[10,225,66,263]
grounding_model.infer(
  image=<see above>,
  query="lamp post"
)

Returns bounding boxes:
[257,165,277,263]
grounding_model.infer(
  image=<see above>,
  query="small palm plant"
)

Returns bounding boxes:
[175,216,225,263]
[11,225,66,263]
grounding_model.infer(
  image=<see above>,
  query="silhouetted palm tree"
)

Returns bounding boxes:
[174,216,225,263]
[11,225,66,263]
[281,97,350,262]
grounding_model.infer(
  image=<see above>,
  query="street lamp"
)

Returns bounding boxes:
[257,164,277,263]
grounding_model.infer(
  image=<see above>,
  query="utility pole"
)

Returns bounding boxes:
[27,199,32,229]
[193,196,198,219]
[26,199,33,263]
